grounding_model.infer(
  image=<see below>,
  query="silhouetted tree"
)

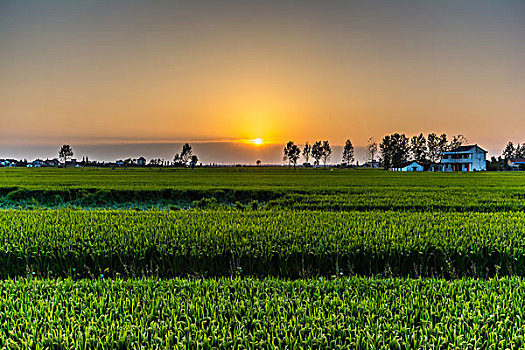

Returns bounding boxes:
[124,158,134,168]
[342,139,354,167]
[426,133,441,163]
[173,154,184,167]
[448,134,468,150]
[321,140,332,168]
[180,143,193,165]
[502,142,515,161]
[311,141,323,169]
[302,142,312,169]
[59,145,73,168]
[367,137,378,165]
[380,133,409,169]
[256,159,262,167]
[190,155,198,169]
[488,156,504,171]
[410,133,427,162]
[438,134,449,153]
[283,141,301,169]
[173,143,193,167]
[514,143,525,158]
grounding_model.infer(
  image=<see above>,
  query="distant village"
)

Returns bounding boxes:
[0,156,147,169]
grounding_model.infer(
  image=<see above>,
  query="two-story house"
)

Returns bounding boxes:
[440,145,487,172]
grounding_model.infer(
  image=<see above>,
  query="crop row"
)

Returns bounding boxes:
[2,187,525,211]
[0,277,523,348]
[1,209,525,278]
[267,190,525,212]
[4,167,525,189]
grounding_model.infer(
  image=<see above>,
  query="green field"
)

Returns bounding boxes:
[1,167,524,347]
[2,167,524,191]
[1,209,525,278]
[0,277,523,349]
[1,167,525,211]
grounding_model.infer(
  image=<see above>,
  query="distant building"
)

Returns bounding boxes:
[27,159,45,168]
[390,161,424,172]
[0,159,17,167]
[45,158,59,167]
[364,160,381,168]
[508,158,525,170]
[440,145,487,172]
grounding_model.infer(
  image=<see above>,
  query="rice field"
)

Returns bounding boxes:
[0,277,524,349]
[0,167,523,347]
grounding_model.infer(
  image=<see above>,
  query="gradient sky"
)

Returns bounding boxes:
[1,0,524,162]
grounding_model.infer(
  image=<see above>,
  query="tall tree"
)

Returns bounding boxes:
[59,145,73,168]
[341,139,355,167]
[426,133,441,163]
[180,143,193,165]
[502,142,515,160]
[302,142,312,169]
[449,134,468,150]
[173,143,193,167]
[311,141,323,168]
[410,133,427,162]
[438,134,449,153]
[380,133,409,169]
[321,140,332,168]
[516,144,525,158]
[367,137,378,165]
[283,141,301,169]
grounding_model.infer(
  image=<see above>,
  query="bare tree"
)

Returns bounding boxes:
[59,145,73,168]
[342,139,355,167]
[367,137,378,165]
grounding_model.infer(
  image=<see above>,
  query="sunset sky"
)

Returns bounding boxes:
[1,0,524,163]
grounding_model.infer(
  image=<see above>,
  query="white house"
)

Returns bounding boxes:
[390,161,424,172]
[440,145,487,172]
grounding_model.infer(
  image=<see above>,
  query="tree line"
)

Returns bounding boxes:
[57,143,199,168]
[283,140,340,169]
[502,142,525,160]
[283,133,468,169]
[379,133,467,169]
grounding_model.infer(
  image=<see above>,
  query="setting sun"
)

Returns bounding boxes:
[249,138,263,145]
